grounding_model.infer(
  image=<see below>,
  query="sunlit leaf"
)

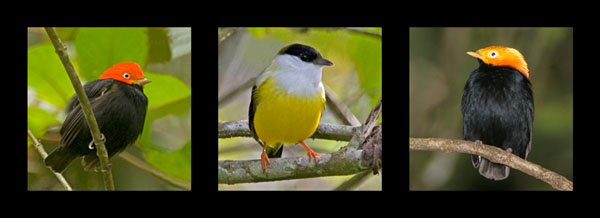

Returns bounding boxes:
[74,27,148,81]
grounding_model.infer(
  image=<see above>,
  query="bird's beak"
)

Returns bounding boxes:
[134,78,151,86]
[314,57,334,66]
[466,51,483,60]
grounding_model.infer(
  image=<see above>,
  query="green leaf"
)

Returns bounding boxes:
[248,27,297,41]
[28,44,75,108]
[148,95,191,121]
[74,27,148,81]
[138,71,191,170]
[246,27,382,103]
[144,139,191,182]
[27,106,59,147]
[349,34,382,101]
[142,71,191,109]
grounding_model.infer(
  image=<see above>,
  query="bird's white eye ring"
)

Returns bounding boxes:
[123,72,130,79]
[489,51,498,58]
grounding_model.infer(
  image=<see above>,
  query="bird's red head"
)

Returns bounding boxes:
[99,62,151,86]
[467,46,529,79]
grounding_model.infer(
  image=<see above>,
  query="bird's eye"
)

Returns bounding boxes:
[489,51,498,58]
[123,73,130,79]
[299,53,309,62]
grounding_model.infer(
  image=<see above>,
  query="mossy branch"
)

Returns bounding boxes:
[409,137,573,191]
[219,99,382,184]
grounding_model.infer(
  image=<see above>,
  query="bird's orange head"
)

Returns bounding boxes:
[99,62,151,86]
[467,46,529,79]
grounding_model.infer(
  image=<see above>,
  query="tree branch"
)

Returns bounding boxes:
[218,122,365,184]
[409,137,573,191]
[45,27,115,190]
[218,98,382,184]
[218,121,357,142]
[28,129,73,191]
[219,146,366,184]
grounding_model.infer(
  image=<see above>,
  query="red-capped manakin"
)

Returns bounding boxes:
[45,62,150,173]
[462,46,534,180]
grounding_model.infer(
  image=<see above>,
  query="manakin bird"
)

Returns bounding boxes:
[45,62,150,173]
[462,46,534,180]
[249,43,333,172]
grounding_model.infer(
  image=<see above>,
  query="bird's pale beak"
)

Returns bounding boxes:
[134,78,151,86]
[314,57,334,66]
[466,51,483,60]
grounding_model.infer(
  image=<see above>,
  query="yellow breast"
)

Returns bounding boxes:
[253,77,325,146]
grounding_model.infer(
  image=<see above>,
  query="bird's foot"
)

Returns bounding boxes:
[260,148,270,173]
[299,141,320,164]
[87,134,106,150]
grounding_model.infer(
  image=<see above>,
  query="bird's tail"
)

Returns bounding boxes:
[45,148,78,173]
[266,143,284,158]
[472,155,510,180]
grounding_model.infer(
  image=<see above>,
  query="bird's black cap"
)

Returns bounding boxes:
[278,43,333,66]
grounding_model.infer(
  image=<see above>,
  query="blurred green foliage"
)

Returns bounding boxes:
[247,28,382,104]
[27,27,191,190]
[409,27,573,190]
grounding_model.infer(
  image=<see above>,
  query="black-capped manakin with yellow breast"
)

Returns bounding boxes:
[249,43,333,172]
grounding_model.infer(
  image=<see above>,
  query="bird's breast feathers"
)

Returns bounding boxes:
[252,76,325,144]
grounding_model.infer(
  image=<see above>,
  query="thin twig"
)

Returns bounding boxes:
[324,84,361,126]
[28,129,73,190]
[409,137,573,191]
[334,171,372,190]
[44,27,115,190]
[218,121,357,142]
[343,28,382,39]
[218,28,241,45]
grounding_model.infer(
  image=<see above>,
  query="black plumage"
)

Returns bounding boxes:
[45,79,148,173]
[462,59,534,180]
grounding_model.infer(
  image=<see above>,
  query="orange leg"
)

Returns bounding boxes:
[299,141,320,164]
[260,145,270,173]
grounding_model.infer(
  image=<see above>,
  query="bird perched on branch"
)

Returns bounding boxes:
[45,62,150,173]
[249,43,333,172]
[462,46,534,180]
